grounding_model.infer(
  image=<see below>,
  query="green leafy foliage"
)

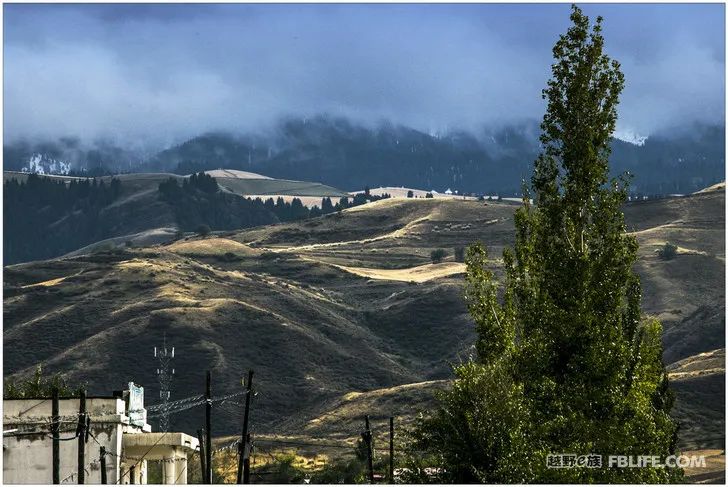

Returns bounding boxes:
[408,360,536,483]
[658,242,678,260]
[411,6,681,483]
[430,248,447,263]
[195,224,211,236]
[4,365,80,399]
[453,246,465,262]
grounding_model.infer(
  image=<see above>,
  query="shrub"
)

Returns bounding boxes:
[217,251,242,262]
[4,365,82,399]
[454,247,466,262]
[407,190,414,198]
[431,248,448,263]
[195,224,211,236]
[658,242,678,260]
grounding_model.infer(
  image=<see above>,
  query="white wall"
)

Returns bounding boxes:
[3,397,142,484]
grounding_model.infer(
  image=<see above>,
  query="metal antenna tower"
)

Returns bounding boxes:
[154,333,175,432]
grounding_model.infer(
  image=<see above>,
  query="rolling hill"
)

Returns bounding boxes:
[3,184,724,456]
[3,171,349,264]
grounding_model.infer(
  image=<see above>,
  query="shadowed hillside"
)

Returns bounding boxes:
[3,187,724,452]
[3,171,349,264]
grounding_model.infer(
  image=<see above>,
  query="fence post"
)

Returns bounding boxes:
[77,389,87,484]
[100,447,107,484]
[237,370,254,484]
[363,415,374,483]
[205,371,213,483]
[197,429,207,483]
[389,417,394,484]
[52,387,60,484]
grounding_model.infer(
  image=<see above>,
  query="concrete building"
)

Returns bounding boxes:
[3,384,198,484]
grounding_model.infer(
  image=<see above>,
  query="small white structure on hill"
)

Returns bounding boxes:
[3,383,198,484]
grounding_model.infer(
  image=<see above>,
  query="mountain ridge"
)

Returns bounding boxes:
[4,116,724,196]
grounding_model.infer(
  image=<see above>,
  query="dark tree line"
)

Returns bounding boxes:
[158,172,391,232]
[3,171,391,264]
[158,173,276,232]
[4,175,123,264]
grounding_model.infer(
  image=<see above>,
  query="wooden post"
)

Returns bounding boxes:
[77,389,87,484]
[100,447,107,484]
[205,372,213,484]
[243,433,251,484]
[197,429,207,483]
[52,387,60,484]
[389,416,394,484]
[363,415,374,484]
[237,370,254,484]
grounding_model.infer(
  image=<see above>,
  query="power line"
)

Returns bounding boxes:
[146,394,203,413]
[254,438,355,450]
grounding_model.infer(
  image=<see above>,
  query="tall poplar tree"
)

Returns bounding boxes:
[411,6,680,483]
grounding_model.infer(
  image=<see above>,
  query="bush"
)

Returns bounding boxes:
[216,251,242,263]
[4,365,82,399]
[195,224,211,236]
[407,190,414,198]
[408,360,534,483]
[658,242,678,260]
[431,248,448,263]
[454,247,465,262]
[425,192,434,198]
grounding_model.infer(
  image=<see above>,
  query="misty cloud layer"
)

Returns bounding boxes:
[4,3,725,146]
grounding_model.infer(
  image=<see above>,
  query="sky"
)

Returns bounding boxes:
[4,3,725,147]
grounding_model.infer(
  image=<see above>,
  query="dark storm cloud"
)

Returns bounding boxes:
[4,3,724,146]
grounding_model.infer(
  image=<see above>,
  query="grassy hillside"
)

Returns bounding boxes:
[3,171,350,263]
[3,188,724,455]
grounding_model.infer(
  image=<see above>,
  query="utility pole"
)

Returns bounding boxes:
[77,389,87,484]
[362,415,374,484]
[205,371,213,484]
[244,433,252,484]
[52,387,60,484]
[389,417,394,484]
[154,334,175,432]
[197,429,207,483]
[100,447,107,484]
[237,370,254,484]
